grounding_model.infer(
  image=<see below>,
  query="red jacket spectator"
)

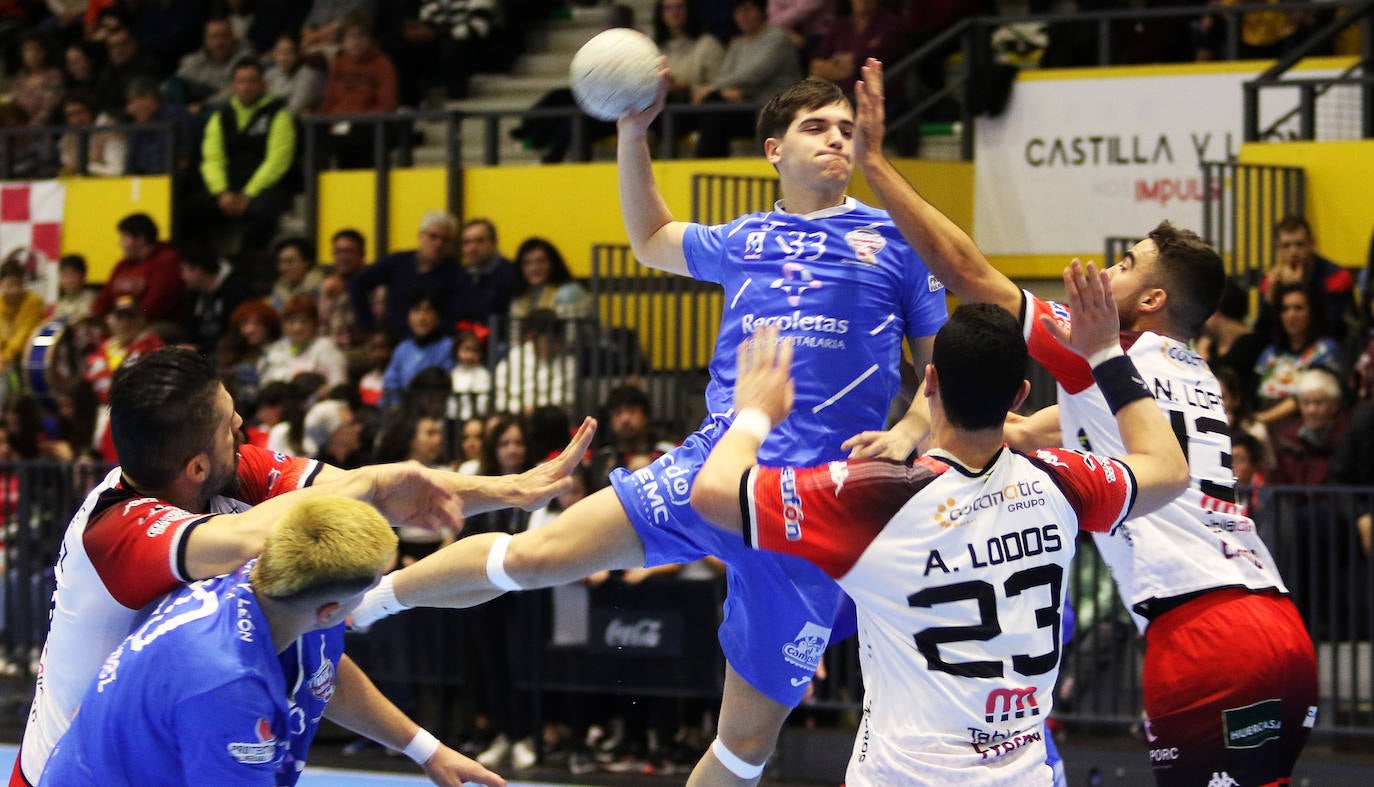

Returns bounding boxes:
[92,242,186,323]
[93,214,186,323]
[316,24,398,116]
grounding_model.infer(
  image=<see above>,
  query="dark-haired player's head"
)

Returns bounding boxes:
[757,78,849,151]
[930,304,1029,432]
[1110,221,1224,341]
[109,347,240,495]
[1148,221,1225,339]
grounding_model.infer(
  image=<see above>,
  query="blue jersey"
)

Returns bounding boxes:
[684,197,947,466]
[40,563,343,787]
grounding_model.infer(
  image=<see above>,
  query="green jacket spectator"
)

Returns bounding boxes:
[190,59,298,254]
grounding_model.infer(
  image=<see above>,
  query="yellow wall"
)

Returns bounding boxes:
[314,159,974,274]
[62,176,172,281]
[1238,140,1374,267]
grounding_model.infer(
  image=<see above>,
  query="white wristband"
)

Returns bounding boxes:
[730,408,773,442]
[1086,344,1125,368]
[403,728,441,764]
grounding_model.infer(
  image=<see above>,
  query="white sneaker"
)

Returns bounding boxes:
[511,737,537,770]
[477,733,510,769]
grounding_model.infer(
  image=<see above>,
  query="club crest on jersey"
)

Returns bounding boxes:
[843,227,885,263]
[227,718,280,765]
[771,262,822,307]
[744,231,766,260]
[307,656,335,702]
[782,622,831,671]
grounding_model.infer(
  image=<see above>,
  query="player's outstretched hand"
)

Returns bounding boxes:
[734,324,794,427]
[854,58,886,164]
[1039,259,1120,360]
[842,421,921,461]
[421,743,507,787]
[370,463,465,532]
[511,415,598,510]
[618,59,670,137]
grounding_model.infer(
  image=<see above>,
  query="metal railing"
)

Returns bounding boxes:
[1201,161,1306,283]
[1243,0,1374,142]
[0,121,177,180]
[881,0,1373,159]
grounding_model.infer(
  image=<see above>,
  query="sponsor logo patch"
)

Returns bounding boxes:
[779,467,803,540]
[1222,698,1282,749]
[984,686,1039,723]
[227,718,280,765]
[781,622,830,672]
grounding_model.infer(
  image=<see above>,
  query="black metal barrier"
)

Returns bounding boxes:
[0,121,177,180]
[1201,161,1307,285]
[3,472,1373,750]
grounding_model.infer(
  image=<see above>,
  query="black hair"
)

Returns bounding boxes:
[1147,220,1225,340]
[480,413,529,475]
[274,236,317,265]
[231,56,263,77]
[180,244,219,274]
[513,237,575,294]
[58,254,87,276]
[109,348,223,488]
[652,0,705,45]
[461,218,498,246]
[1214,276,1249,322]
[1271,282,1323,350]
[931,304,1027,431]
[604,383,650,415]
[331,228,366,253]
[0,260,25,282]
[1274,214,1312,239]
[756,79,849,151]
[373,409,443,464]
[116,213,159,244]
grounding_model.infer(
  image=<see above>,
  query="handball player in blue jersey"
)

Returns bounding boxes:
[41,497,504,787]
[351,75,947,783]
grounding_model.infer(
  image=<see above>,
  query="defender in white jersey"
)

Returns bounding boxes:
[13,348,590,786]
[852,60,1318,786]
[691,291,1189,785]
[347,78,949,785]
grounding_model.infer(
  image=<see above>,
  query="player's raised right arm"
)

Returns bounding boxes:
[617,70,690,276]
[854,59,1021,315]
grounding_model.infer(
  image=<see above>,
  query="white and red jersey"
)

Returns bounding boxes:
[18,445,319,784]
[1022,290,1288,632]
[742,447,1135,786]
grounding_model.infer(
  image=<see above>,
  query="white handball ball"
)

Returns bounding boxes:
[569,28,662,122]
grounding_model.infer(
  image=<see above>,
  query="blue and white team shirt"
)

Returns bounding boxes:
[21,444,319,783]
[742,448,1136,786]
[1023,291,1288,631]
[685,197,947,466]
[40,563,342,787]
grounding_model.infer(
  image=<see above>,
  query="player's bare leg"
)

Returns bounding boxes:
[389,486,647,609]
[688,663,792,786]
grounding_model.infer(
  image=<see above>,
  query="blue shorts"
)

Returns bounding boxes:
[609,414,856,707]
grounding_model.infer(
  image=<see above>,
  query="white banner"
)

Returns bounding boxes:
[973,61,1353,257]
